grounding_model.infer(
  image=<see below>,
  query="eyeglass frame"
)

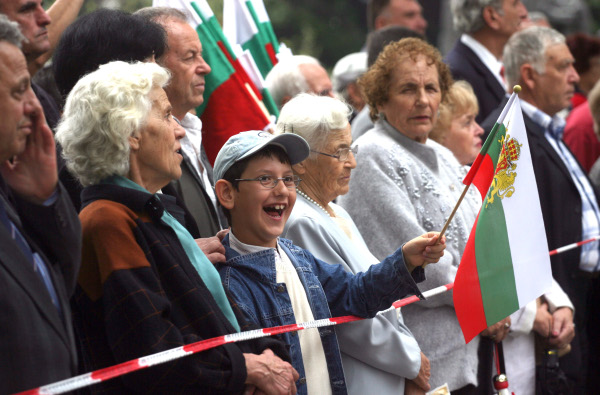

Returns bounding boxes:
[234,174,302,189]
[310,145,358,162]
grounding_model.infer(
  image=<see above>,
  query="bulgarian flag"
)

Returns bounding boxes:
[453,93,553,343]
[223,0,277,78]
[153,0,272,164]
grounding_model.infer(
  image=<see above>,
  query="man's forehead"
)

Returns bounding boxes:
[0,41,27,71]
[0,0,41,12]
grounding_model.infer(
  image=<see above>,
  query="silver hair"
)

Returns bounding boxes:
[134,6,189,24]
[265,55,321,109]
[503,26,565,88]
[276,93,351,155]
[56,61,171,186]
[450,0,503,34]
[0,14,24,48]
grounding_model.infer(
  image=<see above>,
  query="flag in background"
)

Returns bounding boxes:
[453,94,553,343]
[153,0,273,164]
[223,0,275,78]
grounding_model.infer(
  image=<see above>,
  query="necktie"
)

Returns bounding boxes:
[0,199,62,314]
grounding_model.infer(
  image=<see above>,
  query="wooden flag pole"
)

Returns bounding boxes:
[438,184,472,240]
[435,85,523,244]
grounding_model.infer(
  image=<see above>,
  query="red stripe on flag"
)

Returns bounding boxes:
[217,41,262,99]
[201,78,271,164]
[463,152,484,186]
[265,43,278,65]
[454,214,488,343]
[471,154,496,200]
[90,359,142,382]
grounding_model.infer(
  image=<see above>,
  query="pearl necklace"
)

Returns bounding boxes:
[296,189,332,217]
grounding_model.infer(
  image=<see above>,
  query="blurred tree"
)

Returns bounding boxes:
[44,0,369,69]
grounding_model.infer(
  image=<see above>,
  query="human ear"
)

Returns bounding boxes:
[482,6,500,30]
[521,64,537,90]
[292,161,306,175]
[215,179,235,210]
[129,133,141,151]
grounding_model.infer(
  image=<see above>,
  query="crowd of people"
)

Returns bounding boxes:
[0,0,598,394]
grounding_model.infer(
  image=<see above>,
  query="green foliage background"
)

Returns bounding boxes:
[44,0,600,70]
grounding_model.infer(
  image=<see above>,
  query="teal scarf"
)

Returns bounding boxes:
[103,176,240,332]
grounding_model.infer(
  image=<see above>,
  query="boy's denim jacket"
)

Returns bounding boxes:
[218,235,425,395]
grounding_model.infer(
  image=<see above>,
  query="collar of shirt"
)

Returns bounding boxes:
[229,230,280,256]
[461,34,506,90]
[520,100,566,139]
[179,113,203,160]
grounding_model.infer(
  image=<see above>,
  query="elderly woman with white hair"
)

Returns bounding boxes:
[56,61,297,394]
[279,93,431,395]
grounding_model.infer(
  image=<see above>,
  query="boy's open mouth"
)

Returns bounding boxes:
[264,204,286,218]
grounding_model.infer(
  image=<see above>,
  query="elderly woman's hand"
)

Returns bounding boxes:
[402,232,446,272]
[244,349,299,395]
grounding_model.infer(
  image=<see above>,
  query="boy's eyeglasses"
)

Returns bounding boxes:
[235,175,302,189]
[310,146,358,162]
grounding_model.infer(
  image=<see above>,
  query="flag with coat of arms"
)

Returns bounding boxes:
[453,92,553,343]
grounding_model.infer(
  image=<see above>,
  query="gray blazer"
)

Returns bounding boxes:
[283,196,421,394]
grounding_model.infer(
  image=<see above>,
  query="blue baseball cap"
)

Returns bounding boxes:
[213,130,310,182]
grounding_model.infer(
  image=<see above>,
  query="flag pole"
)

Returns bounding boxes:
[437,85,522,242]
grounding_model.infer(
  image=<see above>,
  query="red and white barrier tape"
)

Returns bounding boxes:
[14,284,454,395]
[548,235,600,256]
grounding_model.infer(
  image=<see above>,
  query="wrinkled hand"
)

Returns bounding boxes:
[533,302,553,338]
[405,379,426,395]
[1,106,57,204]
[402,232,446,271]
[410,352,431,392]
[481,317,511,343]
[548,307,575,349]
[195,236,227,264]
[216,228,230,240]
[244,349,299,395]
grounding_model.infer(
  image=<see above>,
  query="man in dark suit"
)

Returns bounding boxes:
[445,0,528,124]
[136,7,227,240]
[483,26,598,392]
[0,15,81,393]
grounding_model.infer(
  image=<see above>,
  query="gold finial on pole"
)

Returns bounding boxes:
[513,85,522,94]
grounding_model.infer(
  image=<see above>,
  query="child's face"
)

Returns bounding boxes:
[230,156,296,248]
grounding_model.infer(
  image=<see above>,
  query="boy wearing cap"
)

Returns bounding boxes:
[213,130,445,395]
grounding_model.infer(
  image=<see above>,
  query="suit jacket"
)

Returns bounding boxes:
[171,144,227,237]
[445,40,506,124]
[0,181,81,393]
[482,102,598,387]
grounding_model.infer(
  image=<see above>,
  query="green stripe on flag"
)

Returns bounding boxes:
[474,198,520,326]
[246,0,279,52]
[487,123,506,170]
[242,35,273,78]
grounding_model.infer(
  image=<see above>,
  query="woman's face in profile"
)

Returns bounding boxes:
[377,54,442,144]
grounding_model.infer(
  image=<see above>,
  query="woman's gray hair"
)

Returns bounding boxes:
[265,55,320,109]
[56,61,170,186]
[503,26,565,88]
[451,0,503,34]
[276,93,351,155]
[0,14,25,48]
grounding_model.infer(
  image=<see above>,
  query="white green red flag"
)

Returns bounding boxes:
[454,94,553,343]
[223,0,278,78]
[153,0,272,164]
